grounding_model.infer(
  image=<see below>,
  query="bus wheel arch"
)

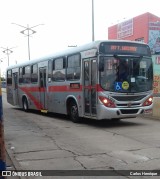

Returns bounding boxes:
[22,96,29,112]
[66,97,80,123]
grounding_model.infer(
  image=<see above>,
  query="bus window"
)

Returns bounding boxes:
[23,66,31,84]
[91,60,97,86]
[7,70,12,85]
[48,60,53,82]
[19,67,23,84]
[31,64,38,83]
[66,54,81,80]
[53,58,65,81]
[100,57,118,90]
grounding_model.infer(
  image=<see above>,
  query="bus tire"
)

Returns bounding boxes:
[111,118,121,122]
[69,101,80,123]
[22,97,29,112]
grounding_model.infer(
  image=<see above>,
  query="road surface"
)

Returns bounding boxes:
[2,91,160,179]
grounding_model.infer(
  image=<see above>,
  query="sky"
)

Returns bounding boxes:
[0,0,160,77]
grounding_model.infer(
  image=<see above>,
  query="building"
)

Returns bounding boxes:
[108,12,160,54]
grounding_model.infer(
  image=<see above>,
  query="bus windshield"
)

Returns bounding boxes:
[99,56,153,93]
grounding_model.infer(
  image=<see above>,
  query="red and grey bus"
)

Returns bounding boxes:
[6,40,153,122]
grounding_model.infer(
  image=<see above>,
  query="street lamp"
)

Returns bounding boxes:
[12,23,44,60]
[1,47,15,66]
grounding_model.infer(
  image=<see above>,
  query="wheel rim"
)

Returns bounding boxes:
[71,105,78,120]
[23,99,28,110]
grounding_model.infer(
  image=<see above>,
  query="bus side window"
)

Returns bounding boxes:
[52,58,65,81]
[66,54,81,80]
[23,66,31,84]
[19,67,23,84]
[48,60,53,82]
[31,64,38,83]
[7,70,12,85]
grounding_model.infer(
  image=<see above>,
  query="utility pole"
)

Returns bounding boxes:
[92,0,95,41]
[12,23,44,60]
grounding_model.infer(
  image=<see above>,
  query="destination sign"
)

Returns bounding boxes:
[110,45,137,52]
[99,42,151,56]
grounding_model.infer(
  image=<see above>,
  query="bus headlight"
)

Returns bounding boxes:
[143,96,153,106]
[99,96,116,108]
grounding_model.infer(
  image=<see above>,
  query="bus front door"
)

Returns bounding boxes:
[83,58,97,117]
[12,72,19,106]
[39,67,47,111]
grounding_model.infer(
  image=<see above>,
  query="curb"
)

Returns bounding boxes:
[142,114,160,121]
[6,147,28,179]
[5,149,21,179]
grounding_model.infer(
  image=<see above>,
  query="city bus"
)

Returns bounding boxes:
[6,40,153,122]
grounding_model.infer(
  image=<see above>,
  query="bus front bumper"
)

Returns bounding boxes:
[96,104,153,120]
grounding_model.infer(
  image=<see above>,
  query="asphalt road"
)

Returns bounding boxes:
[2,91,160,179]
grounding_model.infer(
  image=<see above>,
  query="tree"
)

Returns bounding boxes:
[0,77,6,81]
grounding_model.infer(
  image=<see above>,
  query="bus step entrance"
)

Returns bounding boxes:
[41,109,48,113]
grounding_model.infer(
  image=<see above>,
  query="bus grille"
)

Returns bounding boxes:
[120,109,139,114]
[117,103,141,107]
[112,95,146,101]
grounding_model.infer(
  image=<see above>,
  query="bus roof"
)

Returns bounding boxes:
[7,40,149,70]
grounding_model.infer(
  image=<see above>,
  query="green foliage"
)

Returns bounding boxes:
[0,77,6,81]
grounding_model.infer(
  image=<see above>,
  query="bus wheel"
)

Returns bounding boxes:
[111,118,121,122]
[23,97,29,112]
[69,102,80,123]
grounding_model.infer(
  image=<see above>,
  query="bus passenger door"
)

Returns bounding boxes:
[39,67,47,110]
[83,58,97,116]
[12,72,19,105]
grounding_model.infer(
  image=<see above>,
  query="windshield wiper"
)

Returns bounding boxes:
[114,54,143,59]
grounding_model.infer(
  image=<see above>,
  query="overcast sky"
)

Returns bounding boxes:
[0,0,160,76]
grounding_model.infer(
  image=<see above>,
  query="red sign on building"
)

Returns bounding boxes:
[108,12,160,44]
[117,19,133,39]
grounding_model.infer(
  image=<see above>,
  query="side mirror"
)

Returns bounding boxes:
[99,57,104,72]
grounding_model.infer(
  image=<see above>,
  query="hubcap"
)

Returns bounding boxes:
[71,105,77,119]
[24,100,27,110]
